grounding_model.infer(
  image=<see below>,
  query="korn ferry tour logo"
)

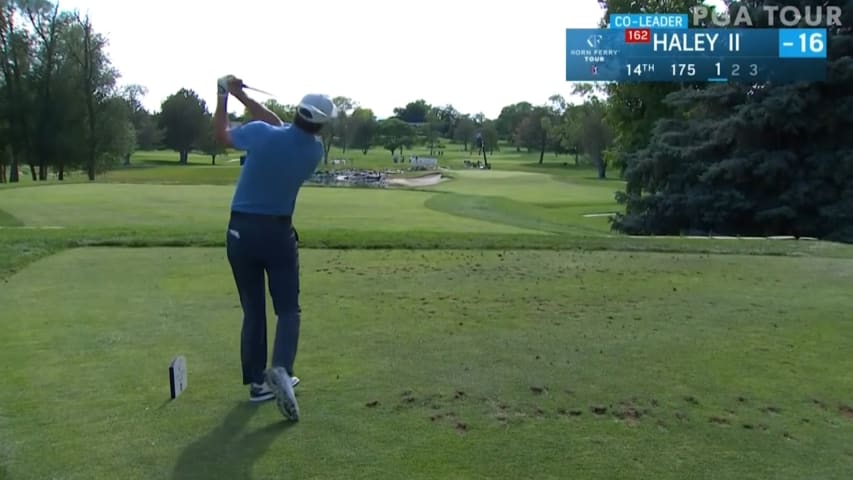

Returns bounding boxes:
[566,31,622,80]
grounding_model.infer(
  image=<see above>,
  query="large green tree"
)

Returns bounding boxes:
[453,115,476,151]
[319,96,354,163]
[0,0,128,182]
[612,1,853,242]
[378,118,415,157]
[597,0,705,176]
[158,88,209,164]
[496,101,533,150]
[393,99,430,123]
[348,107,378,154]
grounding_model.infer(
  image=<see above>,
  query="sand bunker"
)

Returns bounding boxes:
[386,173,445,187]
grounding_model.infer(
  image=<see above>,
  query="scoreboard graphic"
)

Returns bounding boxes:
[566,14,828,83]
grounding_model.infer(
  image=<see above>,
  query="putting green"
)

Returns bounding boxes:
[1,247,852,479]
[430,169,618,205]
[0,183,547,234]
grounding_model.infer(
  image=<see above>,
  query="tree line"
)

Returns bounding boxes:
[135,89,613,172]
[0,0,612,182]
[0,0,138,182]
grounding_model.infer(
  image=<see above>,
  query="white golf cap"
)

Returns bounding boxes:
[297,94,337,125]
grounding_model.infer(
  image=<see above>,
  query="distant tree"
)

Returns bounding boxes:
[135,113,163,151]
[496,102,534,148]
[474,120,499,167]
[117,84,152,163]
[197,116,225,165]
[422,108,443,156]
[320,96,354,163]
[575,99,612,178]
[453,115,476,151]
[349,107,378,154]
[244,99,295,123]
[378,118,415,158]
[96,96,135,170]
[480,121,499,154]
[158,88,209,164]
[393,99,430,123]
[435,104,459,138]
[515,106,553,163]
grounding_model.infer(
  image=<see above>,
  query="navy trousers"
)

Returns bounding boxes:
[226,211,301,385]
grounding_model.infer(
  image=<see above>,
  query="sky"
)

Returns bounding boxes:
[56,0,610,118]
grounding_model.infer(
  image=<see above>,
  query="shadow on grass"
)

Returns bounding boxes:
[172,402,294,479]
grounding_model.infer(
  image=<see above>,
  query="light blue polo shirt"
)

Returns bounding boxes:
[229,121,323,216]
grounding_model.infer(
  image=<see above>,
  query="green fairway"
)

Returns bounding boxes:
[0,155,624,236]
[1,247,851,479]
[0,183,546,234]
[420,169,620,234]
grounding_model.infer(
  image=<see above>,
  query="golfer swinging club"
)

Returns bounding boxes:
[214,74,336,421]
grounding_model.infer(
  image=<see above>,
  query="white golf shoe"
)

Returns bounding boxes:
[266,366,300,421]
[249,376,299,403]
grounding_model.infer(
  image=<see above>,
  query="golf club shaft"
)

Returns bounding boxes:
[242,84,276,97]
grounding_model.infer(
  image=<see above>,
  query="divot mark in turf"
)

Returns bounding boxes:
[839,405,853,420]
[530,386,545,395]
[761,406,782,415]
[684,395,700,406]
[614,406,643,421]
[709,416,730,426]
[590,405,608,415]
[366,400,380,408]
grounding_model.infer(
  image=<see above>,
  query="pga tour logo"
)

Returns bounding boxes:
[692,4,842,27]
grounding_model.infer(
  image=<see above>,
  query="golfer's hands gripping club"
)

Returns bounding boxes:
[217,74,244,98]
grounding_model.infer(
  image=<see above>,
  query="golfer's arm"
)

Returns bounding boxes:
[233,91,283,127]
[214,94,232,147]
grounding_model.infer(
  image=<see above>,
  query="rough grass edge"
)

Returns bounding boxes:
[3,228,853,281]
